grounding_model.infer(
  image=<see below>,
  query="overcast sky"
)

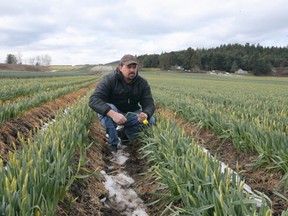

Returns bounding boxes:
[1,0,287,65]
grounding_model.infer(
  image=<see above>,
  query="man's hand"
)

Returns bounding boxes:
[137,112,148,123]
[107,110,127,125]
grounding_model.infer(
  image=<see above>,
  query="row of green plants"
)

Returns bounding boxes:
[147,73,288,189]
[0,76,100,124]
[140,112,275,215]
[0,70,100,78]
[0,76,98,102]
[0,90,97,215]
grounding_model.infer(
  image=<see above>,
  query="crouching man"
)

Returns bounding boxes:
[89,54,156,151]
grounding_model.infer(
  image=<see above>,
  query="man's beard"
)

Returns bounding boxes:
[127,72,136,80]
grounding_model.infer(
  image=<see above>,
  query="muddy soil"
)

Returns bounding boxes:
[56,119,165,216]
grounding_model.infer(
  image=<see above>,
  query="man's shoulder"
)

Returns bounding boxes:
[103,70,116,77]
[101,71,118,82]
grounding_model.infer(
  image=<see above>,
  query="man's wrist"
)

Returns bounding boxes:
[107,109,117,118]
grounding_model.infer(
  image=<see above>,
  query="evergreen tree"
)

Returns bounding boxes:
[137,43,288,75]
[6,54,18,64]
[231,60,239,72]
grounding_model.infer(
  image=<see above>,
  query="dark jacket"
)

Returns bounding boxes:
[89,68,155,119]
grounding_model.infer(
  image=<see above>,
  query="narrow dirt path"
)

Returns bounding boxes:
[57,121,163,216]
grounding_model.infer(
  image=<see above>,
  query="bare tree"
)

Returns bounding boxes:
[21,54,52,66]
[29,57,35,65]
[41,54,52,66]
[35,56,41,66]
[17,52,23,64]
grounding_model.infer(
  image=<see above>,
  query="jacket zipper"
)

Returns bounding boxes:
[127,85,131,104]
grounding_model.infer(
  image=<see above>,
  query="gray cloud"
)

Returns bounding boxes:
[1,0,287,65]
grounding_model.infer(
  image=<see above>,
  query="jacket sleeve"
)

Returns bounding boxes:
[89,75,112,116]
[140,80,156,119]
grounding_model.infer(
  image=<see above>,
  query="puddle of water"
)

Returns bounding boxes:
[101,146,148,216]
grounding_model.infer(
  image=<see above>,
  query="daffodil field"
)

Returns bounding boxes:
[139,71,288,215]
[0,76,99,124]
[140,113,271,215]
[147,72,288,174]
[0,69,287,215]
[0,74,100,215]
[0,90,97,215]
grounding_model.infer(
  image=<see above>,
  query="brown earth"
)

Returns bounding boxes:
[56,122,108,215]
[0,63,50,71]
[0,84,94,160]
[0,87,287,215]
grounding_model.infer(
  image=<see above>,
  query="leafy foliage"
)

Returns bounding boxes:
[5,54,18,64]
[137,43,288,75]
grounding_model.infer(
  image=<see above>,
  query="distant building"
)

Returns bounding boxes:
[235,69,248,74]
[170,65,184,71]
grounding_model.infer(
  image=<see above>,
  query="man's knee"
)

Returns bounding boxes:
[148,116,156,125]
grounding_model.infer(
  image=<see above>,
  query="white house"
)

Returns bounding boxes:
[235,69,248,74]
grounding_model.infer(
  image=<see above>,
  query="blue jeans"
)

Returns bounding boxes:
[98,103,155,145]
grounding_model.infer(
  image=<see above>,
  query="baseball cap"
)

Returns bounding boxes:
[120,54,138,65]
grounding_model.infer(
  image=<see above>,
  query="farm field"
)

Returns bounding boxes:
[143,70,288,215]
[0,69,287,215]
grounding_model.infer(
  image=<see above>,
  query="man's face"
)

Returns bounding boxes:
[120,64,138,81]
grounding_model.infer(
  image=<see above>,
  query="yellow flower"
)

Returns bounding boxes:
[143,119,149,125]
[35,209,41,216]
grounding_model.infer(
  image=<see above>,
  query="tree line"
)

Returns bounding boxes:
[5,53,52,66]
[137,43,288,75]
